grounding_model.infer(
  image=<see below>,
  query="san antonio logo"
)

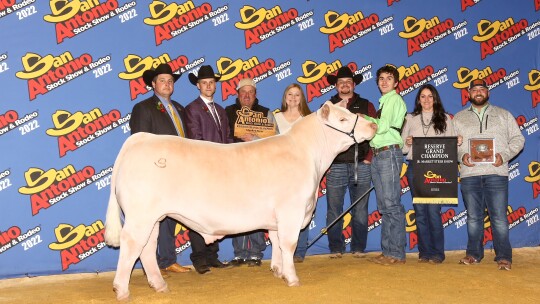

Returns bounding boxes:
[398,15,465,57]
[144,0,228,45]
[43,0,134,44]
[117,53,200,101]
[472,18,538,60]
[452,66,518,106]
[48,221,106,270]
[15,51,111,101]
[234,5,305,49]
[46,107,126,157]
[296,60,371,103]
[524,69,540,108]
[319,10,392,53]
[524,161,540,199]
[217,56,290,101]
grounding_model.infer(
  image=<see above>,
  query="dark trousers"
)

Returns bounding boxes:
[189,230,220,267]
[157,217,178,269]
[407,162,445,261]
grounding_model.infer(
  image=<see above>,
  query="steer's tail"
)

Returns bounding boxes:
[104,144,125,248]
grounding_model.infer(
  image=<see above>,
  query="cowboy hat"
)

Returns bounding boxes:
[142,63,181,87]
[188,65,221,85]
[236,78,256,91]
[326,66,363,85]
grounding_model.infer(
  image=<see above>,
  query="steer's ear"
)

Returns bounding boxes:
[321,104,330,121]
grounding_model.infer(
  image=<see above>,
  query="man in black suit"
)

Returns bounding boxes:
[185,65,233,274]
[129,63,191,275]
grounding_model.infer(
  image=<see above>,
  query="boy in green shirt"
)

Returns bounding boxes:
[363,64,407,265]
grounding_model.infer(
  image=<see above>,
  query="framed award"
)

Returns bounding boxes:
[469,138,495,164]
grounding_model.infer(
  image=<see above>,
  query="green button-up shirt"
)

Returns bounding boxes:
[364,90,407,149]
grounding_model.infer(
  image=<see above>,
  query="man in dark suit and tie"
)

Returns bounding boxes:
[185,65,233,274]
[129,63,191,275]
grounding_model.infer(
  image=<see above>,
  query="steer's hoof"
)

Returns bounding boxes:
[287,280,301,287]
[270,266,282,279]
[113,286,130,302]
[156,285,170,293]
[150,282,169,293]
[284,276,300,287]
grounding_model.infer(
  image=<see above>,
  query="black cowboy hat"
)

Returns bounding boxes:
[142,63,181,87]
[188,65,221,85]
[326,66,363,85]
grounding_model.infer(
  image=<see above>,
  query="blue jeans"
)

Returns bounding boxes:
[371,146,406,260]
[407,163,445,261]
[294,227,309,258]
[326,162,371,253]
[232,231,267,259]
[460,175,511,263]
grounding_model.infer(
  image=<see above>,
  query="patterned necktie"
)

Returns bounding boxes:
[167,103,185,137]
[208,102,222,132]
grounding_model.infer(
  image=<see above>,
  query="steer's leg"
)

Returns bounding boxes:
[268,230,282,278]
[140,222,168,293]
[276,221,302,287]
[113,219,151,301]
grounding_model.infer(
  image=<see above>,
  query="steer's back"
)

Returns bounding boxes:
[114,131,318,235]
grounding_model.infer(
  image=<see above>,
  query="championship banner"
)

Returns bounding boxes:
[233,106,276,138]
[411,137,458,205]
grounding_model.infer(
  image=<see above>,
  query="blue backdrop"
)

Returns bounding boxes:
[0,0,539,278]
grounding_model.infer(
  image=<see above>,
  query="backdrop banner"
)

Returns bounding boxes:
[0,0,539,279]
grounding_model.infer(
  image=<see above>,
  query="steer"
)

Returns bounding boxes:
[105,101,377,300]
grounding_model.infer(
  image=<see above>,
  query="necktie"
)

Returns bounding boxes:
[208,102,222,132]
[167,103,185,137]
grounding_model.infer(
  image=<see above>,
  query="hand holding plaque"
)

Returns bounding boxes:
[469,138,495,163]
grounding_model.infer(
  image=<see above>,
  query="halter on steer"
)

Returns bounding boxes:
[324,115,361,183]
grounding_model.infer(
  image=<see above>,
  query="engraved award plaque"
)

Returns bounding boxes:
[469,138,495,164]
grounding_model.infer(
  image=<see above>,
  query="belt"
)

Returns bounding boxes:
[372,144,400,155]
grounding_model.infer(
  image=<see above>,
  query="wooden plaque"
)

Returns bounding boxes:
[469,138,495,164]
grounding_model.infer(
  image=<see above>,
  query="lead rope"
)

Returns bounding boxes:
[354,143,359,184]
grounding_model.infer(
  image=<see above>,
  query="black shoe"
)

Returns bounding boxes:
[209,260,233,269]
[194,264,211,274]
[293,256,304,263]
[229,257,246,267]
[246,257,262,267]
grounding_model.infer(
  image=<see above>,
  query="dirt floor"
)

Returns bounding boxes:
[1,247,539,304]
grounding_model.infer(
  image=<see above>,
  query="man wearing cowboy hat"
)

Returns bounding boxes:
[129,63,191,275]
[185,65,233,274]
[224,78,269,267]
[453,78,525,271]
[225,78,270,143]
[324,66,376,259]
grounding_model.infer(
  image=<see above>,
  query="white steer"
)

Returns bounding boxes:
[105,101,377,300]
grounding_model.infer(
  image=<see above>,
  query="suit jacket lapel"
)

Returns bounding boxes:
[196,97,224,141]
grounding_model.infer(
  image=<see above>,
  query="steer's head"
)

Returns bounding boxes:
[317,101,377,150]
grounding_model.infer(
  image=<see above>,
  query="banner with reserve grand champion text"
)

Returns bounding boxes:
[412,137,458,204]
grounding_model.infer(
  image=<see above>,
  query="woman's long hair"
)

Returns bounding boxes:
[412,84,447,134]
[281,83,312,116]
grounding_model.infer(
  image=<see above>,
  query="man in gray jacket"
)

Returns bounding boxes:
[453,78,525,271]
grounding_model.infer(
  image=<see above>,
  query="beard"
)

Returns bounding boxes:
[469,94,489,107]
[339,88,351,94]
